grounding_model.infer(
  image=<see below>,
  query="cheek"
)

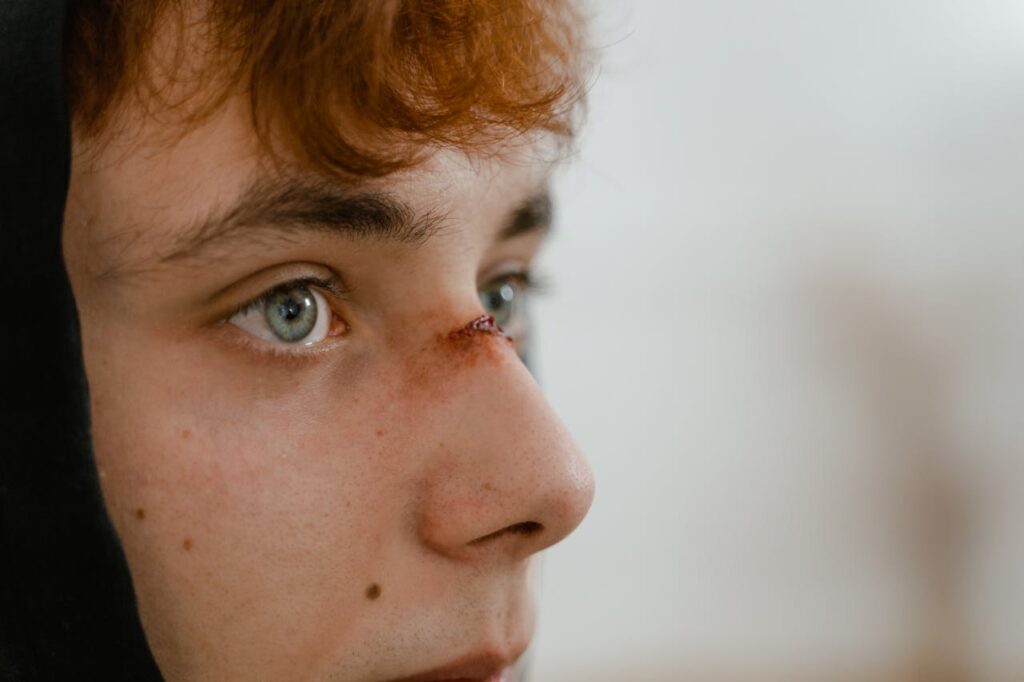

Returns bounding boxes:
[80,310,525,674]
[85,312,516,566]
[85,339,408,672]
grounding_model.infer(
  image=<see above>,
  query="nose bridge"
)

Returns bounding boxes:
[413,332,594,562]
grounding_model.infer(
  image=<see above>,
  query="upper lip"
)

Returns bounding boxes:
[386,647,522,682]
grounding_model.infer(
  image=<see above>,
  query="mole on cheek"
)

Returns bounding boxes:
[365,583,382,600]
[135,508,146,520]
[180,429,192,440]
[182,538,192,552]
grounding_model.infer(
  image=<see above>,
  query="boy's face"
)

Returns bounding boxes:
[62,97,594,681]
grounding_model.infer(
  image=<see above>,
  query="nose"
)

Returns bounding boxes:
[415,347,594,562]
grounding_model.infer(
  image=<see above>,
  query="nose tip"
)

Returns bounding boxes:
[415,359,595,562]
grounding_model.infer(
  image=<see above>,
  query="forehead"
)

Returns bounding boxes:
[65,96,550,277]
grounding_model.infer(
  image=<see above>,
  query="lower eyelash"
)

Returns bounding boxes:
[220,320,345,367]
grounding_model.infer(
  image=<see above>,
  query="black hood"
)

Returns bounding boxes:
[0,1,160,678]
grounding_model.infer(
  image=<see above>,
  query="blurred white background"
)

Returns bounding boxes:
[531,1,1024,680]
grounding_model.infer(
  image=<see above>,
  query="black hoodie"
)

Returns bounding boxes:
[0,1,161,678]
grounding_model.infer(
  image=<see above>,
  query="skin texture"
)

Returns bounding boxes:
[62,97,594,680]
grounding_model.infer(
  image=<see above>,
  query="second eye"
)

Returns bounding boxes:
[478,275,531,333]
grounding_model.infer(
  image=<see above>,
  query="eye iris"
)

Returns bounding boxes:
[480,281,518,327]
[265,286,318,342]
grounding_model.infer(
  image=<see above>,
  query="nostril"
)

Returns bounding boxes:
[469,521,543,546]
[506,521,543,536]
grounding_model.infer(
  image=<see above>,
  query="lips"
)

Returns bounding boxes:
[386,650,517,682]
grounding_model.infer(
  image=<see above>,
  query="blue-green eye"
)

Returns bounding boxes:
[478,276,527,332]
[265,286,318,342]
[229,284,332,346]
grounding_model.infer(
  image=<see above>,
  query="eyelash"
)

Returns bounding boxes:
[228,275,347,320]
[480,269,549,294]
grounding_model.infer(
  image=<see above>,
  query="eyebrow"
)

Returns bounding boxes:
[158,176,552,266]
[159,177,436,264]
[499,191,552,241]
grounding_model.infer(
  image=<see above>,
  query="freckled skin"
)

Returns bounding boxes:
[62,94,594,681]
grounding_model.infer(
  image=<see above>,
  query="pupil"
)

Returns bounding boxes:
[279,299,302,321]
[480,281,518,328]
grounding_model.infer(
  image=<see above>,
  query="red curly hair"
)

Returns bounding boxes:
[64,0,589,178]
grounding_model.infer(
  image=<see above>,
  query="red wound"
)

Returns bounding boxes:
[402,314,515,391]
[446,314,510,342]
